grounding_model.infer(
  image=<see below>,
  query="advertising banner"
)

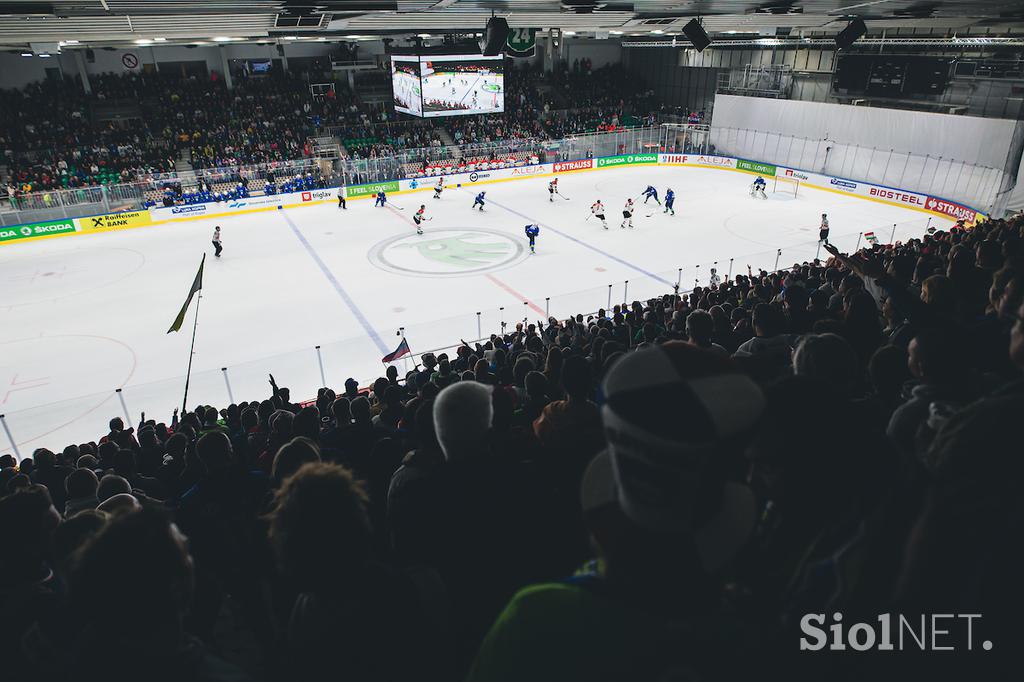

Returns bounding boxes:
[77,210,152,232]
[0,219,76,244]
[552,159,594,173]
[346,181,401,199]
[778,167,810,181]
[736,159,777,176]
[300,189,336,202]
[596,153,658,168]
[864,186,927,208]
[924,196,981,224]
[659,154,736,169]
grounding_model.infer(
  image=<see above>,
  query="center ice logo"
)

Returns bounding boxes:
[405,234,509,266]
[369,228,527,278]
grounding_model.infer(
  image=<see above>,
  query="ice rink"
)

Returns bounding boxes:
[421,71,503,115]
[0,165,945,454]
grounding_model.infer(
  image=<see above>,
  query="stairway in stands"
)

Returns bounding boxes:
[174,148,193,174]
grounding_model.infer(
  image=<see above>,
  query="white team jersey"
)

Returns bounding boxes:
[591,203,604,214]
[212,229,221,242]
[821,217,829,229]
[624,200,633,212]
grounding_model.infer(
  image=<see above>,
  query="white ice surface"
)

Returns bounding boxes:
[421,72,502,116]
[0,165,945,455]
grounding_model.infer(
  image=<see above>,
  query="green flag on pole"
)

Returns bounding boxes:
[167,254,205,333]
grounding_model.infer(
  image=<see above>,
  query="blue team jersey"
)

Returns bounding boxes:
[666,190,675,201]
[525,225,539,238]
[476,193,485,202]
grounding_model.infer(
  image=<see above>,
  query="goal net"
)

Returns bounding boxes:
[773,175,799,198]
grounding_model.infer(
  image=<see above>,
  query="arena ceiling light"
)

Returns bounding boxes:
[212,36,239,42]
[153,37,166,42]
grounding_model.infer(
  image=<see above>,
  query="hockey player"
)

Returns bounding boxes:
[413,205,428,234]
[374,190,387,207]
[621,198,635,229]
[664,188,676,216]
[548,178,559,202]
[642,185,660,205]
[433,178,444,199]
[591,199,607,229]
[751,176,767,200]
[525,224,540,253]
[472,191,486,211]
[212,226,223,258]
[709,267,721,287]
[337,187,346,209]
[819,213,830,242]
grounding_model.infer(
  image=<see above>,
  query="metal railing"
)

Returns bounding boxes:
[4,119,1006,226]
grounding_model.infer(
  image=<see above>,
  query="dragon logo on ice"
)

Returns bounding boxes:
[369,228,527,278]
[402,234,510,267]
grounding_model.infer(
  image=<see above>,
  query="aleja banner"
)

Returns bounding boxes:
[659,154,736,169]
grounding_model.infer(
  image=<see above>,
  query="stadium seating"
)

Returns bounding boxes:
[3,211,1023,680]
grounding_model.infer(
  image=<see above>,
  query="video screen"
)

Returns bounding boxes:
[391,55,422,116]
[420,55,504,117]
[391,53,504,118]
[251,60,272,74]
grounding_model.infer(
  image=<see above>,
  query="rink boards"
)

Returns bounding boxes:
[0,152,985,247]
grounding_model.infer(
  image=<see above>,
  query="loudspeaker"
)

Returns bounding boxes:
[681,18,711,52]
[85,48,95,63]
[835,18,867,50]
[481,16,509,56]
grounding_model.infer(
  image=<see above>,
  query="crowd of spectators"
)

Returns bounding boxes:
[1,60,670,208]
[1,75,177,199]
[2,209,1022,680]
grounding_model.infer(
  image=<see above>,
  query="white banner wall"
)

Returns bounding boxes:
[709,95,1024,215]
[711,94,1021,168]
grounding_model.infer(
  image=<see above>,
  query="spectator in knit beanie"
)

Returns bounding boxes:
[433,381,493,461]
[469,343,765,682]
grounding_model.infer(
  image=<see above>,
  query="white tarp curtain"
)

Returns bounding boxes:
[709,95,1023,215]
[711,94,1019,168]
[1005,152,1024,214]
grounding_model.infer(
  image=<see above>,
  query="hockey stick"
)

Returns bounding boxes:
[559,193,571,201]
[644,211,656,218]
